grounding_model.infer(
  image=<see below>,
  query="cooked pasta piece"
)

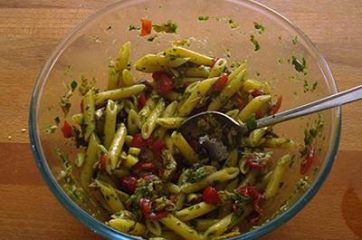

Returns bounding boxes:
[83,88,96,139]
[80,133,99,188]
[163,46,213,66]
[107,218,146,236]
[178,77,218,116]
[208,65,247,111]
[95,179,124,213]
[142,98,166,139]
[127,109,141,135]
[135,54,189,73]
[156,117,185,129]
[208,58,227,78]
[159,214,204,240]
[171,131,198,164]
[95,84,146,105]
[108,123,127,171]
[264,154,291,199]
[104,100,118,149]
[180,167,239,193]
[175,202,217,221]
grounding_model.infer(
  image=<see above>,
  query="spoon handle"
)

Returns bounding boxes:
[256,85,362,128]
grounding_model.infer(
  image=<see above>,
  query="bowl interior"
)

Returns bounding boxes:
[30,0,340,239]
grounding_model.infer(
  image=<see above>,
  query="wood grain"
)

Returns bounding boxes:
[0,0,361,239]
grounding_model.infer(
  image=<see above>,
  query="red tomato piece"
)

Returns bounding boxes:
[139,198,152,215]
[140,19,152,36]
[137,93,147,109]
[255,109,264,119]
[145,135,156,146]
[152,139,165,156]
[270,96,282,115]
[120,176,138,194]
[238,186,263,214]
[136,162,156,171]
[139,198,168,220]
[245,157,263,171]
[131,134,144,148]
[202,186,221,204]
[251,89,264,98]
[152,71,174,95]
[234,94,245,110]
[213,73,228,91]
[98,154,108,171]
[61,120,73,138]
[300,147,316,175]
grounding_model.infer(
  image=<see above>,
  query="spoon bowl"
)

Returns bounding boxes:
[179,85,362,150]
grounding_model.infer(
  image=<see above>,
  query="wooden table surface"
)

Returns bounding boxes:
[0,0,361,239]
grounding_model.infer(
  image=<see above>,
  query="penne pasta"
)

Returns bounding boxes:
[108,123,127,171]
[175,202,217,221]
[264,154,291,199]
[104,100,118,149]
[135,54,189,73]
[142,98,166,139]
[107,218,146,236]
[80,133,99,188]
[171,131,198,164]
[95,84,145,105]
[83,88,96,140]
[237,95,271,122]
[159,214,204,240]
[208,66,247,111]
[58,43,300,239]
[163,46,213,66]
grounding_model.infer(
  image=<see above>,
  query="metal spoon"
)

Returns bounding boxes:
[179,85,362,156]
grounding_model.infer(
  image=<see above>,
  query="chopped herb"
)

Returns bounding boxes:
[46,125,58,134]
[54,116,60,125]
[153,21,178,33]
[291,56,306,72]
[292,36,298,45]
[171,38,192,47]
[254,22,265,34]
[128,25,140,31]
[300,118,324,156]
[147,35,158,42]
[70,80,78,91]
[246,115,257,131]
[303,79,309,93]
[303,79,318,93]
[64,65,73,77]
[73,127,87,148]
[228,18,239,29]
[56,148,71,169]
[60,81,77,116]
[78,75,96,96]
[250,35,260,51]
[198,16,209,21]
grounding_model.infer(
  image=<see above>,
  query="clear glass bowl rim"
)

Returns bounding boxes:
[29,0,341,239]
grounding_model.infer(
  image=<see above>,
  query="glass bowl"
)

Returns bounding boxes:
[29,0,341,239]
